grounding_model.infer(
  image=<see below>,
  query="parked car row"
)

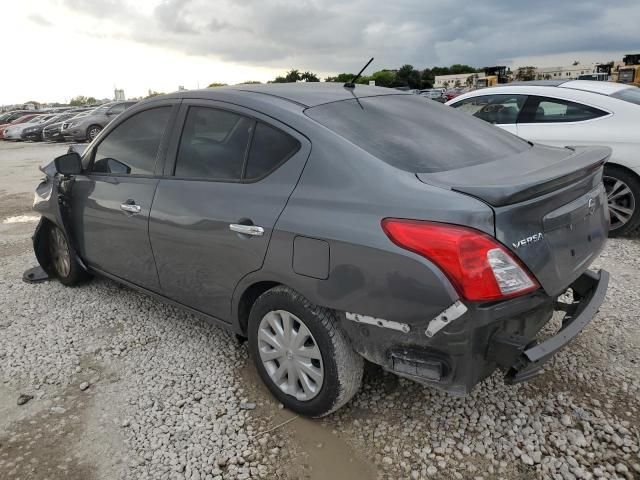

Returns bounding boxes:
[0,101,137,143]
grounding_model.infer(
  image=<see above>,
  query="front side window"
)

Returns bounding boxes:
[108,103,126,115]
[91,107,171,175]
[175,107,254,180]
[451,94,527,124]
[526,97,608,123]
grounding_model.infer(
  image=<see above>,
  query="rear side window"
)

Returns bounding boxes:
[245,122,300,179]
[451,94,527,124]
[306,95,530,173]
[525,97,608,123]
[175,107,253,180]
[91,107,171,175]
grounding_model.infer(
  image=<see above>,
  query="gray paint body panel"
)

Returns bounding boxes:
[31,83,610,395]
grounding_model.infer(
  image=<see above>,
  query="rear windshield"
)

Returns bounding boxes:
[305,94,530,173]
[610,88,640,106]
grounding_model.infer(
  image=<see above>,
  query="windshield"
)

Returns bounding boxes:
[610,87,640,106]
[305,94,530,173]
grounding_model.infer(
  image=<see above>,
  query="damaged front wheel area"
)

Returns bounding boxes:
[31,220,90,286]
[47,224,89,286]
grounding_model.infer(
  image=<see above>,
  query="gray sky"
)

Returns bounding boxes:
[4,0,639,104]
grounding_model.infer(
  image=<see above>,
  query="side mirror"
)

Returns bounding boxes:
[54,152,82,176]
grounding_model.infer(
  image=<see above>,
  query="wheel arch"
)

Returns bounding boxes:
[604,161,640,180]
[235,280,282,337]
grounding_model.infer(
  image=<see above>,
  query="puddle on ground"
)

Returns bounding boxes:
[240,359,376,480]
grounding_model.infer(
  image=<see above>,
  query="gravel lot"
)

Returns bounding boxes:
[1,141,639,480]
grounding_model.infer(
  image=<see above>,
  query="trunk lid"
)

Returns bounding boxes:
[418,145,611,296]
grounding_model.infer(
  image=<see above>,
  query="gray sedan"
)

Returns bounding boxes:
[60,101,137,142]
[32,83,609,417]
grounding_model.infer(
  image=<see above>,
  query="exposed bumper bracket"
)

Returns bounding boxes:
[497,269,609,384]
[425,300,468,338]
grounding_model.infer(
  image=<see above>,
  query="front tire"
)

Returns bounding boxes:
[604,166,640,237]
[47,225,88,286]
[86,125,102,142]
[248,286,363,417]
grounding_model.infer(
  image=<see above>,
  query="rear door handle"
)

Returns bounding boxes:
[229,224,264,236]
[120,202,141,215]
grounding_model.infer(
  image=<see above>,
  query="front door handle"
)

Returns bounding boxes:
[230,224,264,236]
[120,202,141,215]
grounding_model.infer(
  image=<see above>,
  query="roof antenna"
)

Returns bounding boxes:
[344,57,374,88]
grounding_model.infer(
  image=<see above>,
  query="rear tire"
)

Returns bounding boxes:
[47,225,89,286]
[248,286,363,417]
[604,165,640,237]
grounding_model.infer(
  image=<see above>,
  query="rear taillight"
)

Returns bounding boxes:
[381,219,539,301]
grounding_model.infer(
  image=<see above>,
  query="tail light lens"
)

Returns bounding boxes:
[381,219,539,301]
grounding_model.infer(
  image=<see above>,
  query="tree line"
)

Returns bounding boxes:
[205,64,482,90]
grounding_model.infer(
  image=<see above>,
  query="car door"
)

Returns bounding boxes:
[450,94,527,135]
[69,102,178,291]
[148,100,310,322]
[516,95,611,147]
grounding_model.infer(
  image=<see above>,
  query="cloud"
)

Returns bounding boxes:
[57,0,640,73]
[27,13,53,27]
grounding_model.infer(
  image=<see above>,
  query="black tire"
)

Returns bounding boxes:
[604,165,640,237]
[47,224,89,286]
[86,125,102,142]
[247,286,363,417]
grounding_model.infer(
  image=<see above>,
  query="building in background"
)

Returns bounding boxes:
[534,64,595,80]
[434,72,485,88]
[114,89,125,101]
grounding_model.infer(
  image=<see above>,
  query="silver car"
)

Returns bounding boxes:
[60,101,137,142]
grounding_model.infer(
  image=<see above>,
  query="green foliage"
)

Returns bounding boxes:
[369,70,396,87]
[301,71,319,82]
[270,69,320,83]
[86,97,97,104]
[239,80,262,84]
[207,83,227,88]
[145,91,165,98]
[285,69,301,82]
[394,64,421,88]
[274,63,482,89]
[69,96,89,106]
[324,73,355,83]
[514,66,536,81]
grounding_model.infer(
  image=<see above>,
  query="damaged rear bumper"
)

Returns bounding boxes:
[341,269,608,395]
[495,269,609,384]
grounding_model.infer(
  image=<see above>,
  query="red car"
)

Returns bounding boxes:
[0,114,39,139]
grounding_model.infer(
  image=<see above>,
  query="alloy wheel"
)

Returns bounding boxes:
[88,127,101,140]
[603,175,636,231]
[49,228,71,278]
[257,310,324,401]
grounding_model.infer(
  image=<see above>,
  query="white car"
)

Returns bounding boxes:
[447,80,640,235]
